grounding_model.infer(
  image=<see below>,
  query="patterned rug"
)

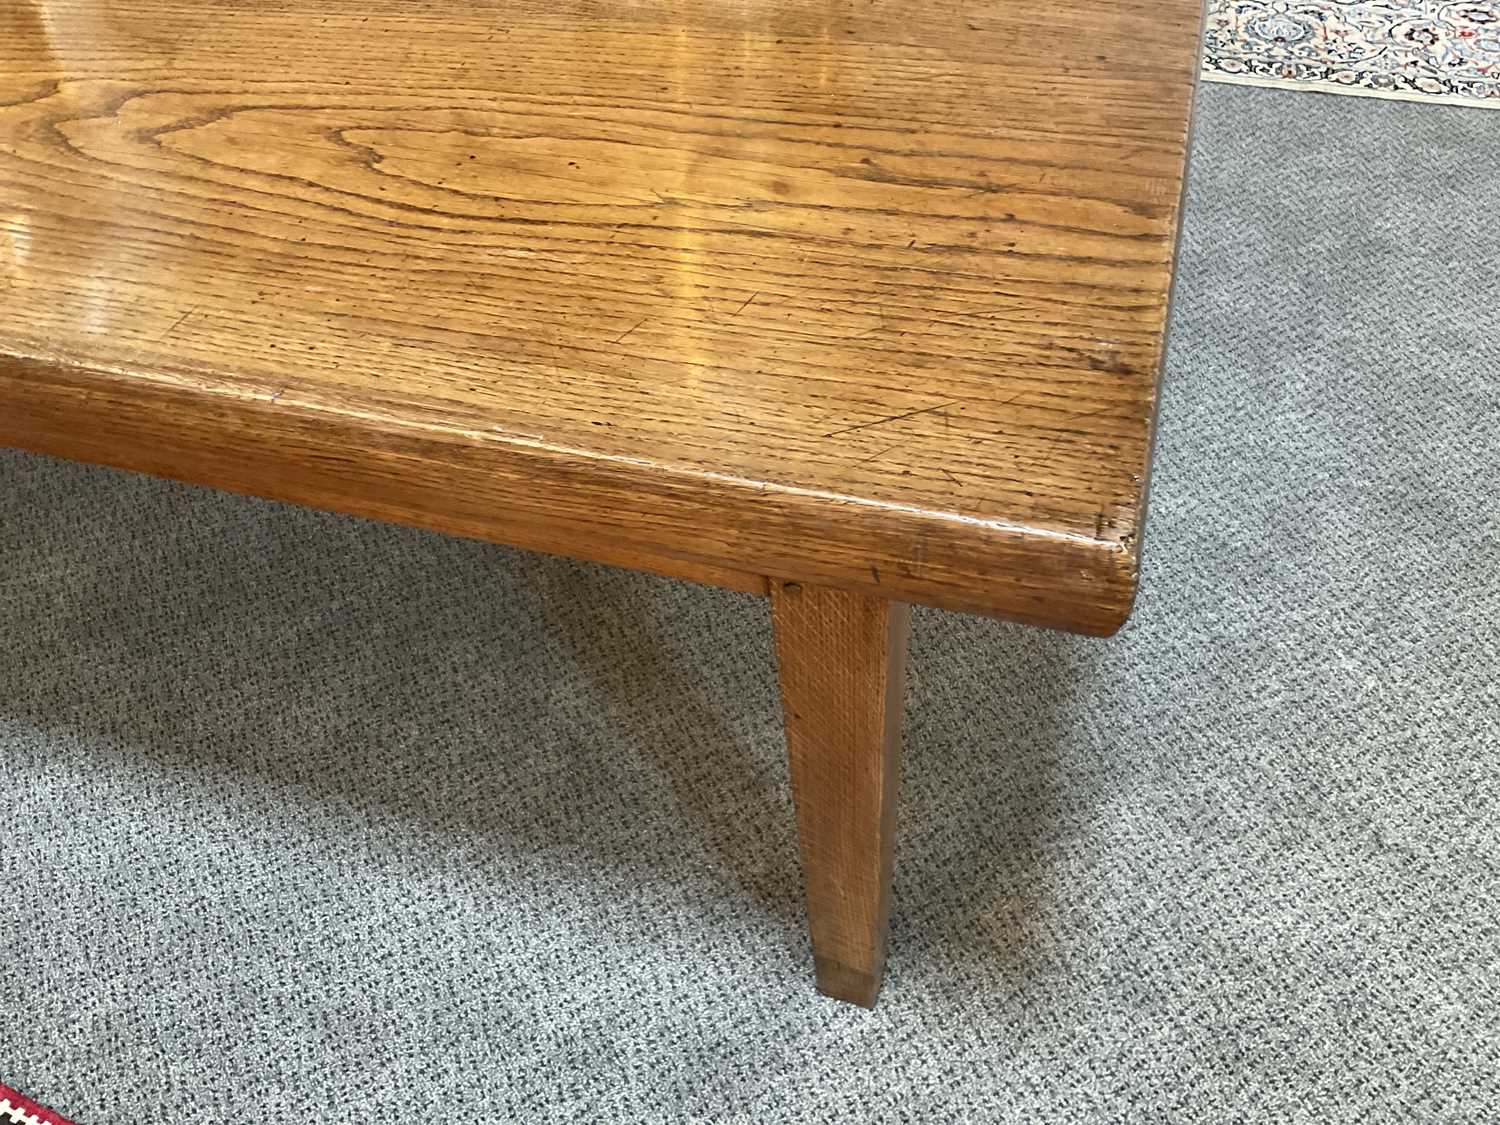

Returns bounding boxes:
[1204,1,1500,107]
[0,1085,76,1125]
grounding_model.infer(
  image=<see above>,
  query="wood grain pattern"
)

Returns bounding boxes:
[772,580,908,1007]
[0,0,1203,632]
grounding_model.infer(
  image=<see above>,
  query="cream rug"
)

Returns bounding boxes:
[1204,1,1500,107]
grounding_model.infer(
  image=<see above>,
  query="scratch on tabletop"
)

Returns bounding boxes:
[1069,404,1115,422]
[614,317,648,343]
[825,401,956,438]
[855,443,902,467]
[157,306,199,342]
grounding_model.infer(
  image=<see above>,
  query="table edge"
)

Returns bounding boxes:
[0,351,1141,633]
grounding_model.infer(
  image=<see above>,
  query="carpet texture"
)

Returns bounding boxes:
[2,84,1498,1123]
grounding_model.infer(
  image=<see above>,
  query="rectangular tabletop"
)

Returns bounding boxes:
[0,0,1203,634]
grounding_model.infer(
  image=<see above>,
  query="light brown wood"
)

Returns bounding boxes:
[772,580,908,1007]
[0,0,1203,634]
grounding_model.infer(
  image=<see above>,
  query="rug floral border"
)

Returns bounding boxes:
[1203,1,1500,108]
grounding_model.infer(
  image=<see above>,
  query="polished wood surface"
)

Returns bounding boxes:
[772,581,908,1007]
[0,0,1202,631]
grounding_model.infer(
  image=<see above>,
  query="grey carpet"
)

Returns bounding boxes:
[3,83,1498,1123]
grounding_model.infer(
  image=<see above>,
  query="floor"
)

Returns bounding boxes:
[3,84,1498,1123]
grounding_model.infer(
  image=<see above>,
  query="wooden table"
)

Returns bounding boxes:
[0,0,1203,1006]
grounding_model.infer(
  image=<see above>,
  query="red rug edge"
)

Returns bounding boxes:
[0,1082,79,1125]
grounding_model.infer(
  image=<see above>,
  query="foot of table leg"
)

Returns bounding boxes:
[770,580,909,1008]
